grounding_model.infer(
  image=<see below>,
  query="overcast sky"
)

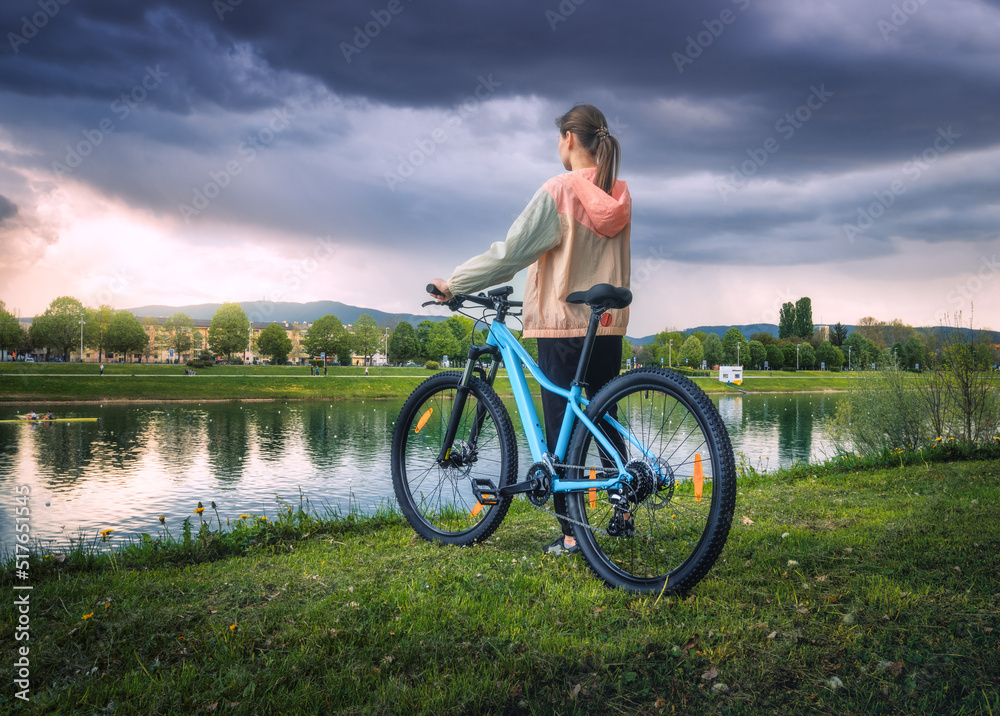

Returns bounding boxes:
[1,0,998,336]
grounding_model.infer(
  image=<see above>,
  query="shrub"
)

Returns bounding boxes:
[186,360,213,369]
[425,361,440,370]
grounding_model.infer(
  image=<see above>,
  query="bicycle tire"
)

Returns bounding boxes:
[565,368,736,595]
[391,371,518,546]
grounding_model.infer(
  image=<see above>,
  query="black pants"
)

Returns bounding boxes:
[537,335,624,536]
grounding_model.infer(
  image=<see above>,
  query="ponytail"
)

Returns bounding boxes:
[555,104,621,195]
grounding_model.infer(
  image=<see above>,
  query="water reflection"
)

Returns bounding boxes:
[0,393,838,551]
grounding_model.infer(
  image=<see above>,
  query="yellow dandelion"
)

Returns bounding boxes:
[82,612,94,620]
[239,514,250,519]
[229,624,237,631]
[194,507,205,515]
[260,516,268,522]
[99,528,114,536]
[159,516,165,523]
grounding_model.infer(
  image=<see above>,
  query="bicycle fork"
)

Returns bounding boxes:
[434,345,502,503]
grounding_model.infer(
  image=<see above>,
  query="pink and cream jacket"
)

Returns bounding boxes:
[448,167,631,339]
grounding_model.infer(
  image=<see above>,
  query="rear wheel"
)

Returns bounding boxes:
[391,371,517,546]
[566,368,736,595]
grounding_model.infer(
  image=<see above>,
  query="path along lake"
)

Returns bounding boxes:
[0,393,839,552]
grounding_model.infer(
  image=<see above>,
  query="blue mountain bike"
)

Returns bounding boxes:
[391,284,736,595]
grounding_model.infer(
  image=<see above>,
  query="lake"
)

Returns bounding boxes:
[0,393,840,552]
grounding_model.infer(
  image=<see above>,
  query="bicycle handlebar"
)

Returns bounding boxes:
[422,285,522,312]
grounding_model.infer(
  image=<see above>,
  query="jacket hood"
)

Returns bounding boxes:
[560,167,631,238]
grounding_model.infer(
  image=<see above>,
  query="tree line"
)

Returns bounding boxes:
[5,295,995,372]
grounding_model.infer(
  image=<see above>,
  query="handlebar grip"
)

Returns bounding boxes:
[426,283,446,298]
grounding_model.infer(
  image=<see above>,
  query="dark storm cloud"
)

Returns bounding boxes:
[0,193,16,222]
[1,0,999,271]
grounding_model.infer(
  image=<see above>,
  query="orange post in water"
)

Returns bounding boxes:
[589,468,597,509]
[693,453,704,502]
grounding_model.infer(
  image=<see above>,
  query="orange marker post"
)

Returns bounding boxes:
[589,468,597,509]
[693,453,704,502]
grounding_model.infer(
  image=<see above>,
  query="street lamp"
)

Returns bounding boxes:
[848,345,852,371]
[736,342,741,367]
[796,343,801,370]
[383,328,390,367]
[668,339,673,368]
[78,313,85,363]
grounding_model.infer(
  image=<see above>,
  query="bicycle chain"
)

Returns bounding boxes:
[519,462,618,537]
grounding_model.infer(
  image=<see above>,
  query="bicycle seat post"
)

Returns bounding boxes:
[572,307,605,390]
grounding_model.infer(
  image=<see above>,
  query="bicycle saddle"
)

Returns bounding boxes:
[566,283,632,310]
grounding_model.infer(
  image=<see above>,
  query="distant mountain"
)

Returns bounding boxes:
[628,324,781,345]
[126,300,446,327]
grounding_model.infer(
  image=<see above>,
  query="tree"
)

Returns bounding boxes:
[208,302,250,362]
[702,333,724,367]
[415,320,435,362]
[444,315,475,365]
[84,304,116,362]
[793,297,814,339]
[747,340,766,369]
[388,322,419,365]
[304,314,350,364]
[830,322,849,347]
[815,340,844,370]
[798,342,816,369]
[782,342,798,369]
[766,344,784,369]
[162,312,195,361]
[677,335,703,368]
[256,323,293,364]
[721,327,749,365]
[778,302,796,339]
[104,310,149,361]
[424,321,460,362]
[842,332,881,370]
[902,336,926,371]
[749,331,775,346]
[351,314,381,365]
[0,306,24,357]
[29,296,85,361]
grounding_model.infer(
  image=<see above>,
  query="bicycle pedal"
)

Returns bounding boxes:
[473,478,500,505]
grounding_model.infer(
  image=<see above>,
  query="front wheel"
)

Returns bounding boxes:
[566,368,736,595]
[391,371,518,546]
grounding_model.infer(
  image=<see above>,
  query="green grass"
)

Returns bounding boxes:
[3,460,998,714]
[0,363,863,403]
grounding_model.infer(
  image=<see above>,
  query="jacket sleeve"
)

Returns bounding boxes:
[447,187,561,295]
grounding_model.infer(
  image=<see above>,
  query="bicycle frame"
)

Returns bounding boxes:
[482,319,630,494]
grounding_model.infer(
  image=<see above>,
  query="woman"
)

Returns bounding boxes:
[428,104,631,555]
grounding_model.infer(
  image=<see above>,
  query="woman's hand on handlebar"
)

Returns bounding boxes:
[426,279,452,301]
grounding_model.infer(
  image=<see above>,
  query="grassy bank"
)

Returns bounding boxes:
[3,460,998,714]
[0,364,872,403]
